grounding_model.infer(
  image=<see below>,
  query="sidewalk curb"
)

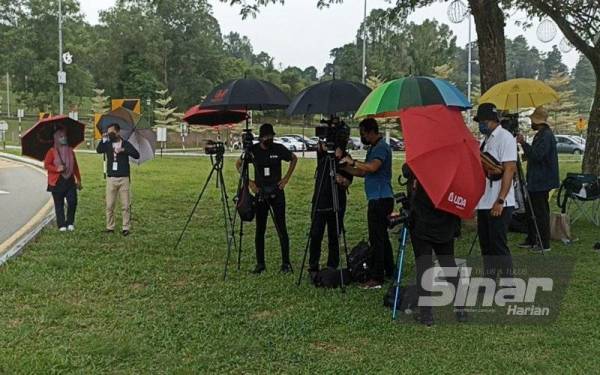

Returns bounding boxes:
[0,152,55,266]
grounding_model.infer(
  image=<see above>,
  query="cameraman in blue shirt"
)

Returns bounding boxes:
[342,118,394,289]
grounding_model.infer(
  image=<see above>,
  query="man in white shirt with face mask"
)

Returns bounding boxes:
[475,103,517,281]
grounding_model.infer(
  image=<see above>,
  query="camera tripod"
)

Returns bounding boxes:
[297,147,350,290]
[391,220,410,320]
[173,151,238,280]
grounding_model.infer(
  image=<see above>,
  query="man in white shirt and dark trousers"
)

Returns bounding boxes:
[475,103,517,280]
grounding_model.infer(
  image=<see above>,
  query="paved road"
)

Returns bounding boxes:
[0,158,50,245]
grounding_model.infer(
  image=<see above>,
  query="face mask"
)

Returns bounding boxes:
[58,136,68,145]
[262,138,273,147]
[479,122,489,135]
[108,132,118,142]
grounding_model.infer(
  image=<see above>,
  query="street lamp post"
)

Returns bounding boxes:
[361,0,367,84]
[58,0,65,114]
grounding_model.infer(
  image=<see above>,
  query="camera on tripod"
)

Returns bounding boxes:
[501,113,520,137]
[315,117,350,154]
[241,129,254,150]
[205,140,225,155]
[388,192,411,229]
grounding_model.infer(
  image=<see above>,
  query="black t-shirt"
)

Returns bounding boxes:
[249,143,293,188]
[313,149,353,211]
[411,183,461,243]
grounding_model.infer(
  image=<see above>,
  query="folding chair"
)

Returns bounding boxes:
[557,173,600,227]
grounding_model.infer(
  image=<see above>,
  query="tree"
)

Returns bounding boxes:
[572,55,596,114]
[223,0,511,91]
[505,36,542,79]
[516,0,600,174]
[540,45,568,80]
[153,89,178,129]
[90,88,110,116]
[546,71,579,134]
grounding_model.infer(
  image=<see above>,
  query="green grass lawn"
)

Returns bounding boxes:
[1,154,599,373]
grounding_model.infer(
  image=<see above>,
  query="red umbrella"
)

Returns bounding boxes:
[398,104,485,219]
[21,115,85,161]
[183,105,248,126]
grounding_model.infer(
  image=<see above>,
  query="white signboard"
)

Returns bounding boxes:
[57,71,67,84]
[0,121,8,131]
[17,109,24,119]
[68,111,79,121]
[156,127,167,142]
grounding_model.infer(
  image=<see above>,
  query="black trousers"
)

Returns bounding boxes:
[52,186,78,228]
[309,208,345,270]
[255,189,290,266]
[477,207,514,280]
[411,236,460,311]
[368,198,395,282]
[525,190,551,249]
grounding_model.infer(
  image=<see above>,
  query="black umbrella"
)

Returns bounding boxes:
[183,105,248,126]
[287,79,371,116]
[21,115,85,161]
[201,79,290,111]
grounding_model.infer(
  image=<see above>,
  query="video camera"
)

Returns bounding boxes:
[205,140,225,156]
[501,113,520,137]
[315,117,350,153]
[388,192,411,229]
[241,129,254,151]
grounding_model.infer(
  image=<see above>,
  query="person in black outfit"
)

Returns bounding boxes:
[236,124,298,274]
[308,119,353,272]
[517,106,560,252]
[404,164,466,326]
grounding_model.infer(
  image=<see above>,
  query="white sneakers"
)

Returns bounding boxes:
[59,227,67,232]
[59,225,75,232]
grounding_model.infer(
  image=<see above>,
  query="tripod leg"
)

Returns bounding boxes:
[297,156,330,286]
[392,225,409,321]
[517,157,544,254]
[237,219,244,271]
[467,232,479,257]
[218,167,237,281]
[174,163,217,250]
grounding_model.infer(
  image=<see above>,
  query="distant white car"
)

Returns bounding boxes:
[275,137,304,151]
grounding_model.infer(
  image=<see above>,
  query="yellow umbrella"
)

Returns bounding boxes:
[478,78,559,111]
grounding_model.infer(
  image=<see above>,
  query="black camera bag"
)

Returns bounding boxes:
[347,240,372,283]
[311,268,352,288]
[236,182,255,222]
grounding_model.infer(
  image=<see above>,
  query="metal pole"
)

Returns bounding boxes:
[467,11,472,121]
[6,72,10,117]
[361,0,367,84]
[58,0,64,114]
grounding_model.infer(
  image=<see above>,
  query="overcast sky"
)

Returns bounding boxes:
[80,0,580,73]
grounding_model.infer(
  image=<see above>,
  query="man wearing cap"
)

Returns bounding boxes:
[236,123,298,274]
[475,103,517,280]
[516,107,559,252]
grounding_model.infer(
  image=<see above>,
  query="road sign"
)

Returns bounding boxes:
[62,52,73,65]
[68,111,79,121]
[0,121,8,131]
[576,118,587,132]
[112,99,141,114]
[17,109,24,119]
[157,127,167,142]
[57,71,66,84]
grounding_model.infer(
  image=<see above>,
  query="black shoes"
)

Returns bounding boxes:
[455,308,468,323]
[122,230,130,237]
[414,308,434,326]
[280,263,294,274]
[251,264,266,274]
